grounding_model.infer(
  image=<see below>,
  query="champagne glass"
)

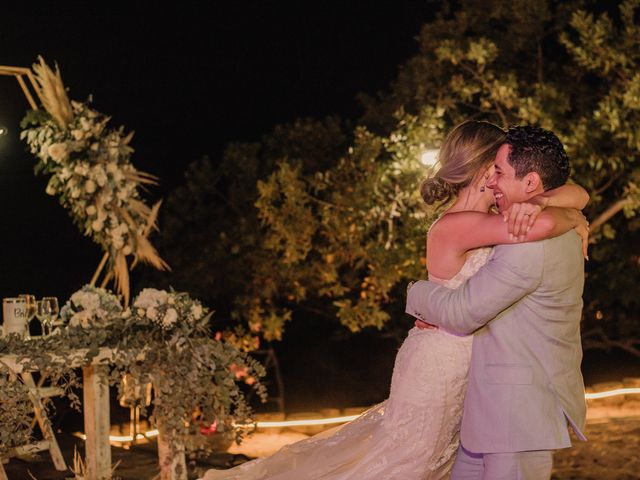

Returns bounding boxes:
[19,294,37,338]
[36,300,46,335]
[39,297,59,336]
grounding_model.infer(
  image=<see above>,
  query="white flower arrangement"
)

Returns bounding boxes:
[60,285,123,329]
[20,58,168,304]
[131,288,209,330]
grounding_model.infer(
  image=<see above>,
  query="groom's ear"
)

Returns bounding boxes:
[523,172,543,194]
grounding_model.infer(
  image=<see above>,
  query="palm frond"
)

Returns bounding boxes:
[113,252,130,307]
[32,56,73,127]
[135,234,170,271]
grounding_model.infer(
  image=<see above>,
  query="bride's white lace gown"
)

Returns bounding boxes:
[204,247,492,480]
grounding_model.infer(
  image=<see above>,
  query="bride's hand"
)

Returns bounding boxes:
[503,201,544,240]
[571,209,590,260]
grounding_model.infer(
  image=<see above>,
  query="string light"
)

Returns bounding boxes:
[584,387,640,400]
[75,429,159,443]
[73,387,640,444]
[245,414,360,429]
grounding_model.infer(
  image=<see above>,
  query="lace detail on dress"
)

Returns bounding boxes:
[429,247,493,289]
[203,247,493,480]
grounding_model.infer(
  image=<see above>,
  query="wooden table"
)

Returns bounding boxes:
[0,348,113,479]
[0,347,185,480]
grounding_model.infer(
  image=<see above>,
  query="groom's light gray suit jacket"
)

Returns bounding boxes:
[406,231,586,454]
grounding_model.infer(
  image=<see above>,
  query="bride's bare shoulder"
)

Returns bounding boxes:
[429,211,493,238]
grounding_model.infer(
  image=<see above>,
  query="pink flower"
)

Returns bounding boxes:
[229,363,248,379]
[199,419,218,436]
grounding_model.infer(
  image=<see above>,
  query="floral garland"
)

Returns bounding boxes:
[19,57,168,304]
[0,286,266,456]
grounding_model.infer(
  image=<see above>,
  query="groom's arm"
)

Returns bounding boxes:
[406,242,544,335]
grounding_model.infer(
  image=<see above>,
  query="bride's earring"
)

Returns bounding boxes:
[479,173,489,192]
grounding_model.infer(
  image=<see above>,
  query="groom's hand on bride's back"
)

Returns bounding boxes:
[407,282,438,330]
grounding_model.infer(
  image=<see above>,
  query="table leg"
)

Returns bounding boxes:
[83,365,111,480]
[21,372,67,471]
[157,420,187,480]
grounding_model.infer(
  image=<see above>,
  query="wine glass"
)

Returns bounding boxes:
[19,294,37,338]
[39,297,59,336]
[35,300,46,335]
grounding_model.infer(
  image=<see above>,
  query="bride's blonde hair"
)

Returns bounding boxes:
[421,121,506,205]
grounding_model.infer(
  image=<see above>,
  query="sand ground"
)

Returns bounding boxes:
[4,406,640,479]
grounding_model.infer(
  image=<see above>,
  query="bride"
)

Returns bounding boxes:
[203,121,588,480]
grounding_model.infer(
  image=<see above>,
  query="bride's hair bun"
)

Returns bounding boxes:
[419,121,506,206]
[421,176,455,205]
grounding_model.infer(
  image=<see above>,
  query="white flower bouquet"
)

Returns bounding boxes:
[130,288,209,331]
[60,285,123,329]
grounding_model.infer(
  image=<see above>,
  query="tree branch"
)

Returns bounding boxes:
[305,193,354,212]
[592,171,623,196]
[458,62,509,126]
[536,39,544,84]
[582,327,640,358]
[293,303,338,321]
[589,197,632,233]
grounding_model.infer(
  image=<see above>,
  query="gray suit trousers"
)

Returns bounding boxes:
[451,445,552,480]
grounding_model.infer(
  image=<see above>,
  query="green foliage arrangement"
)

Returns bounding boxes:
[0,286,266,456]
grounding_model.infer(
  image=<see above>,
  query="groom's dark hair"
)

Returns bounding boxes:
[505,126,570,191]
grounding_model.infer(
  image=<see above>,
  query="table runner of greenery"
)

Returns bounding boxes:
[0,285,266,457]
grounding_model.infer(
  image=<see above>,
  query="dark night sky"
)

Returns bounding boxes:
[0,3,438,300]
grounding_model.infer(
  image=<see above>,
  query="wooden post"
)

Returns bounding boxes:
[90,251,110,287]
[83,365,112,480]
[157,419,187,480]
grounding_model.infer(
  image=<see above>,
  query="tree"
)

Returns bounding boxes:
[143,117,351,338]
[157,0,640,355]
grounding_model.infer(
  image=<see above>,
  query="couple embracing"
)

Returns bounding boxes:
[203,122,589,480]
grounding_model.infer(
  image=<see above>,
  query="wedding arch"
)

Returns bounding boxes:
[0,59,266,480]
[1,58,168,305]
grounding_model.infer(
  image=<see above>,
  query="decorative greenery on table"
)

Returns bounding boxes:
[0,376,33,456]
[0,286,266,456]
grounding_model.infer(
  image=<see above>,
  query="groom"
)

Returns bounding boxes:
[406,126,587,479]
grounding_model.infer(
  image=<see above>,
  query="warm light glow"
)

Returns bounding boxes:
[420,149,438,167]
[73,387,640,444]
[0,126,7,137]
[585,387,640,400]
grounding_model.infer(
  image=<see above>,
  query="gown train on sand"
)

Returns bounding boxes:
[203,247,492,480]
